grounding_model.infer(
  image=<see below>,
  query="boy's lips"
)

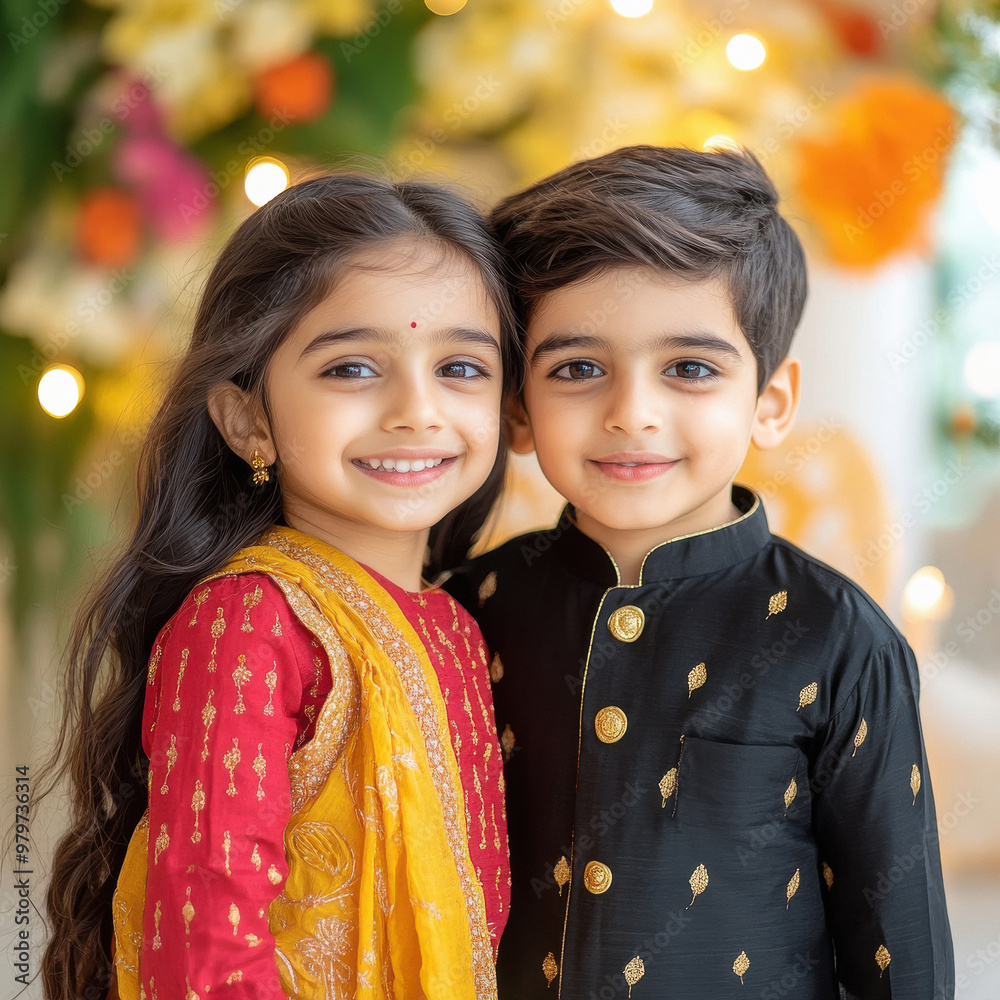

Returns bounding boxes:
[589,452,679,482]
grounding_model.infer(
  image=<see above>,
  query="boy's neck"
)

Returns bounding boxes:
[574,491,744,586]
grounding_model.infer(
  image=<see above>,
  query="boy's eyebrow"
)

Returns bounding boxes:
[529,334,612,366]
[529,331,744,365]
[652,334,744,362]
[298,326,501,362]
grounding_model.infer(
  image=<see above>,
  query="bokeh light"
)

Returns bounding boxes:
[964,341,1000,398]
[244,157,289,207]
[425,0,468,14]
[902,566,951,620]
[726,33,766,71]
[610,0,654,17]
[38,365,84,418]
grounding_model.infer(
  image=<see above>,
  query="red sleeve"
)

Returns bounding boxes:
[140,573,330,997]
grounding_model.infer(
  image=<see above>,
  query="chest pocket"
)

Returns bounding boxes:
[675,736,810,840]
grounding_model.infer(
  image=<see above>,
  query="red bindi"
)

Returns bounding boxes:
[410,321,417,328]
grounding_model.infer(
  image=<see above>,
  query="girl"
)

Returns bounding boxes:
[41,173,518,999]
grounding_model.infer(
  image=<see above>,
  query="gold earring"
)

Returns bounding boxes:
[250,449,270,485]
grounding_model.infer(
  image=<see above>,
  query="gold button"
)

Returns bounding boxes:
[594,706,628,743]
[583,860,613,894]
[608,605,644,642]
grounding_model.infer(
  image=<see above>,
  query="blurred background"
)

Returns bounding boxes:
[0,0,998,995]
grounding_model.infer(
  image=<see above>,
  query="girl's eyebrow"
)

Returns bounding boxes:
[298,325,500,362]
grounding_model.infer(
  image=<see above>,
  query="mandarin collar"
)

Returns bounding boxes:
[551,485,770,587]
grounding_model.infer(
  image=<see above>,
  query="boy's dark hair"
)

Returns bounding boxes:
[491,144,807,391]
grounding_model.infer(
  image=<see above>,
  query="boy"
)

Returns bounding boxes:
[445,146,953,1000]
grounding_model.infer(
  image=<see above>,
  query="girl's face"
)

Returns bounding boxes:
[263,239,503,549]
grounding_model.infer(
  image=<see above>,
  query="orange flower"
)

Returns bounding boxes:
[253,51,334,124]
[796,77,958,268]
[76,187,142,268]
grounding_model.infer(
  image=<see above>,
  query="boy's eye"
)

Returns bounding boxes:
[666,361,716,380]
[323,362,378,379]
[552,360,605,380]
[437,361,487,379]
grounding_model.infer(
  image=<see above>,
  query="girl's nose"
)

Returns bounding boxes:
[381,373,445,433]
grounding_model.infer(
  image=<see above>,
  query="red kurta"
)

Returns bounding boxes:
[139,569,509,998]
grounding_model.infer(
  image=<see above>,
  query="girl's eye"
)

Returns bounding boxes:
[437,361,486,379]
[323,362,378,379]
[552,360,605,380]
[666,361,716,380]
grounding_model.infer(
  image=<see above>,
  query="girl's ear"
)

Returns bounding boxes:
[751,356,800,451]
[504,392,535,455]
[207,382,276,465]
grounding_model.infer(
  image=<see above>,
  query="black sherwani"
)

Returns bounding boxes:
[445,486,953,1000]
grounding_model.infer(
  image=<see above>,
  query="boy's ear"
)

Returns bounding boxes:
[207,381,276,465]
[504,392,535,455]
[751,357,800,451]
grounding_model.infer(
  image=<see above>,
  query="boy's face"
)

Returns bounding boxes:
[516,267,786,548]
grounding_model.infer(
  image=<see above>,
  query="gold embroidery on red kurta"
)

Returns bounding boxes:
[232,653,251,715]
[264,663,277,716]
[200,689,216,761]
[241,584,262,632]
[188,587,210,626]
[173,648,189,712]
[208,607,226,673]
[253,743,267,800]
[191,780,205,844]
[223,738,241,797]
[160,733,178,794]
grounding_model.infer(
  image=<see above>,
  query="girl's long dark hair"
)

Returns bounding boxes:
[39,173,518,998]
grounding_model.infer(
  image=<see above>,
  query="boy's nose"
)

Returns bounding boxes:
[604,375,662,435]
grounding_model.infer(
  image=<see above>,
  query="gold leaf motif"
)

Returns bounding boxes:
[554,855,571,896]
[542,951,558,987]
[910,763,921,804]
[181,886,194,934]
[687,863,709,907]
[786,868,800,909]
[822,861,834,889]
[223,738,241,796]
[876,944,891,977]
[241,584,262,632]
[500,724,515,761]
[228,902,240,936]
[188,587,210,626]
[251,843,262,871]
[160,733,178,794]
[263,666,277,717]
[624,956,645,997]
[478,571,497,606]
[765,590,788,619]
[223,829,232,876]
[784,776,797,811]
[688,662,707,698]
[152,898,162,950]
[267,864,282,885]
[733,950,750,984]
[271,611,282,636]
[659,768,678,807]
[853,717,868,756]
[190,780,205,844]
[489,653,504,683]
[797,681,818,711]
[154,823,170,864]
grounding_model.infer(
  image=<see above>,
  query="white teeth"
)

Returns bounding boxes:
[361,457,445,471]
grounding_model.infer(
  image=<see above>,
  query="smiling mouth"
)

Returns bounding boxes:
[354,457,447,473]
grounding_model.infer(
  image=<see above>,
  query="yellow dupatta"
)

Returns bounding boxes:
[111,526,495,1000]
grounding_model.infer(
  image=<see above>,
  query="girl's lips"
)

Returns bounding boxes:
[589,458,679,482]
[351,455,457,487]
